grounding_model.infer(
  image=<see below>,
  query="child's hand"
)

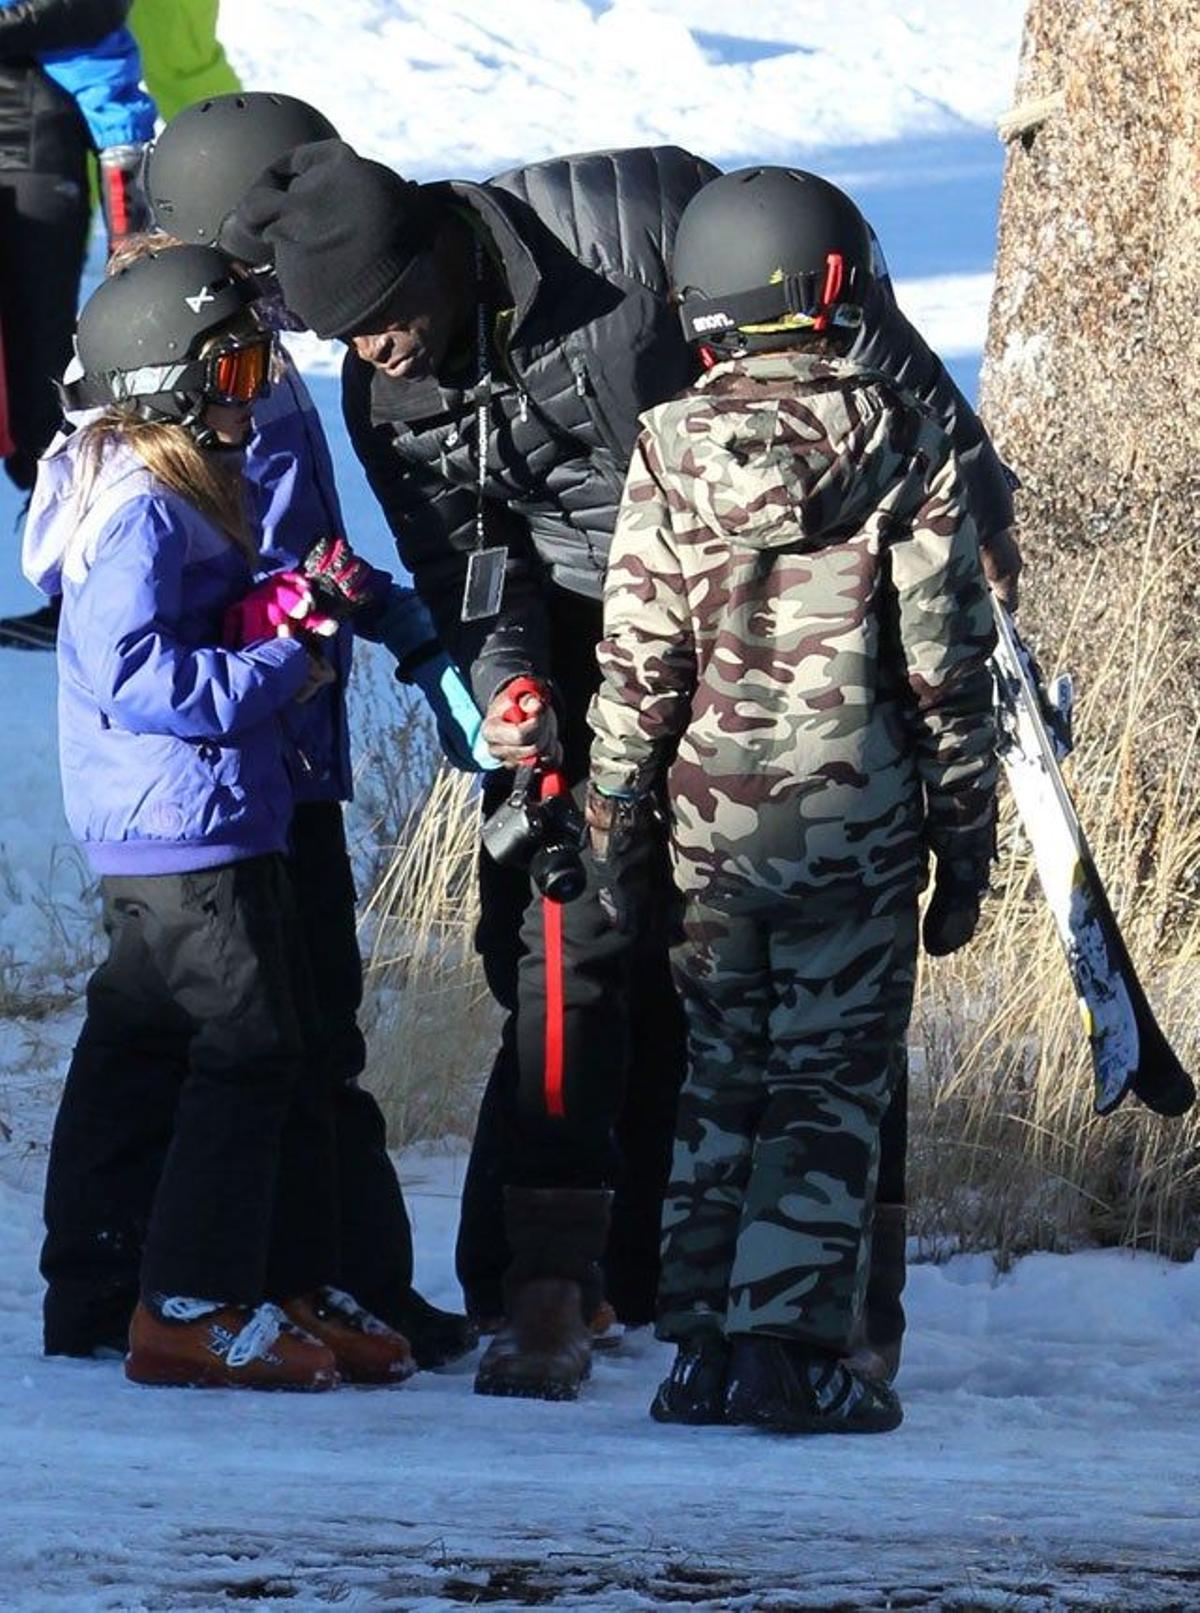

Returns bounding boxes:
[922,858,989,956]
[223,571,340,648]
[303,536,391,620]
[295,649,337,704]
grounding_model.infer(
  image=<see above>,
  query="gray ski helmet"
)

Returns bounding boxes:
[146,92,339,248]
[672,167,873,348]
[74,244,255,420]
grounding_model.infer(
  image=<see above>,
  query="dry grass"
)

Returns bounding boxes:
[357,763,499,1147]
[352,547,1200,1260]
[910,537,1200,1265]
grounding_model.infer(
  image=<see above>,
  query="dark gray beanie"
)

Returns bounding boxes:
[222,139,436,339]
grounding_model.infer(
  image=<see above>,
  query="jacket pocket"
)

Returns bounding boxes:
[567,353,626,463]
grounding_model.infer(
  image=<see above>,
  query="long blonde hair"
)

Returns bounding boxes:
[76,409,256,562]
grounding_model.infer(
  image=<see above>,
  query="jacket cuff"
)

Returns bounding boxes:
[240,634,311,694]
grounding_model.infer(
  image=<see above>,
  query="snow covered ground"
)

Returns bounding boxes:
[3,3,1200,1609]
[2,1109,1199,1611]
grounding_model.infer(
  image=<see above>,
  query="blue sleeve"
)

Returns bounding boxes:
[40,24,156,146]
[367,584,437,661]
[249,362,346,569]
[73,500,312,739]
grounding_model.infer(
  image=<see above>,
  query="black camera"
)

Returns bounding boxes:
[481,765,588,904]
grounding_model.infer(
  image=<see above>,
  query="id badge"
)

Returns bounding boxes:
[461,546,507,622]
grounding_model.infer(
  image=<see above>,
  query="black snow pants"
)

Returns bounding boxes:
[285,799,416,1318]
[41,806,418,1354]
[41,856,339,1352]
[454,587,689,1325]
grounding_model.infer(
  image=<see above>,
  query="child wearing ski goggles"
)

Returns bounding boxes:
[203,332,273,405]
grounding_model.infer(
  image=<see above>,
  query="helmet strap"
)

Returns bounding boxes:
[812,252,845,333]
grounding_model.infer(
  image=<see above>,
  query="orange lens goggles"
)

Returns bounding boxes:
[206,337,272,404]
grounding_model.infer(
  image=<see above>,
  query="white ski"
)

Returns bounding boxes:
[990,604,1194,1117]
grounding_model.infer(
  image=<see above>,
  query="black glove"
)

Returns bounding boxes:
[922,858,989,957]
[302,535,392,623]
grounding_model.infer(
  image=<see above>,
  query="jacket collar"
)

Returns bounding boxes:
[369,179,616,429]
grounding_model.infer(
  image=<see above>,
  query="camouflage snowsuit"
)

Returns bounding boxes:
[588,350,997,1349]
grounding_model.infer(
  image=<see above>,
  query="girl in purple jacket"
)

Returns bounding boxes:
[31,226,489,1376]
[27,246,417,1390]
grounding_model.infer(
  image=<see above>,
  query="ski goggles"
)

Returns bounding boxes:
[679,254,866,345]
[201,334,273,405]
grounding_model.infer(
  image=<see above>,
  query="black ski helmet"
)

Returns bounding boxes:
[146,91,340,249]
[73,245,257,430]
[672,167,873,351]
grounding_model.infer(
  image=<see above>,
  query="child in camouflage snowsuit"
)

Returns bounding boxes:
[586,167,997,1434]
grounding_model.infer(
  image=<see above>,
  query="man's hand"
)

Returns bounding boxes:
[481,679,560,769]
[979,526,1022,612]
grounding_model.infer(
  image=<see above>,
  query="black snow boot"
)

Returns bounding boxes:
[650,1334,730,1425]
[43,1277,137,1359]
[474,1187,612,1402]
[724,1335,903,1435]
[846,1202,907,1384]
[365,1287,478,1371]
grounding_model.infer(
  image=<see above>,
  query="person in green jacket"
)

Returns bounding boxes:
[128,0,238,120]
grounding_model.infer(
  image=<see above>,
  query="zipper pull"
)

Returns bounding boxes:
[570,355,588,397]
[518,390,529,423]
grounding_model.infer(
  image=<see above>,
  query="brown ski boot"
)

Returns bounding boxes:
[474,1187,612,1402]
[126,1297,339,1391]
[283,1287,417,1385]
[845,1203,907,1384]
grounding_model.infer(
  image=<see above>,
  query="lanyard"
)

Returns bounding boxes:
[460,237,506,622]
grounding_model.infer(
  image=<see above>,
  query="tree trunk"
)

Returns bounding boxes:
[980,1,1200,738]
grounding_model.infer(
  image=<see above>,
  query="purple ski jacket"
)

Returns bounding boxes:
[249,355,357,804]
[247,349,446,798]
[23,430,311,875]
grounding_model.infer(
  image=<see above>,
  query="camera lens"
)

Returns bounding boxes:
[531,842,587,904]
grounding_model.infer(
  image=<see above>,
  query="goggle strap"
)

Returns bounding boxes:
[680,263,865,343]
[78,338,271,410]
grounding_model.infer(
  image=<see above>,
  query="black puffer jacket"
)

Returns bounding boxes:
[0,0,129,164]
[344,145,718,706]
[854,270,1013,546]
[344,146,1013,708]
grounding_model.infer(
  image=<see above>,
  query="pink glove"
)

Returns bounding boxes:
[303,535,391,619]
[222,570,340,649]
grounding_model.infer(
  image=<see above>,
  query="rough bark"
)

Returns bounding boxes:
[980,1,1200,736]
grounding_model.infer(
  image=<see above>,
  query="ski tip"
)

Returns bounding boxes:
[1130,1064,1196,1119]
[1093,1083,1133,1119]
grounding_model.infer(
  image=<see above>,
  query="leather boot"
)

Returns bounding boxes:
[283,1288,416,1385]
[126,1298,338,1391]
[474,1187,612,1402]
[846,1202,907,1384]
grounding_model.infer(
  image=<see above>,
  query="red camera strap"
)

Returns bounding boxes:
[500,677,568,1119]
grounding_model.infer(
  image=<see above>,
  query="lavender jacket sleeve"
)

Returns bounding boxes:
[71,499,311,739]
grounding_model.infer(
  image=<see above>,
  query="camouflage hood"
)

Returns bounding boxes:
[653,350,903,551]
[591,343,998,903]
